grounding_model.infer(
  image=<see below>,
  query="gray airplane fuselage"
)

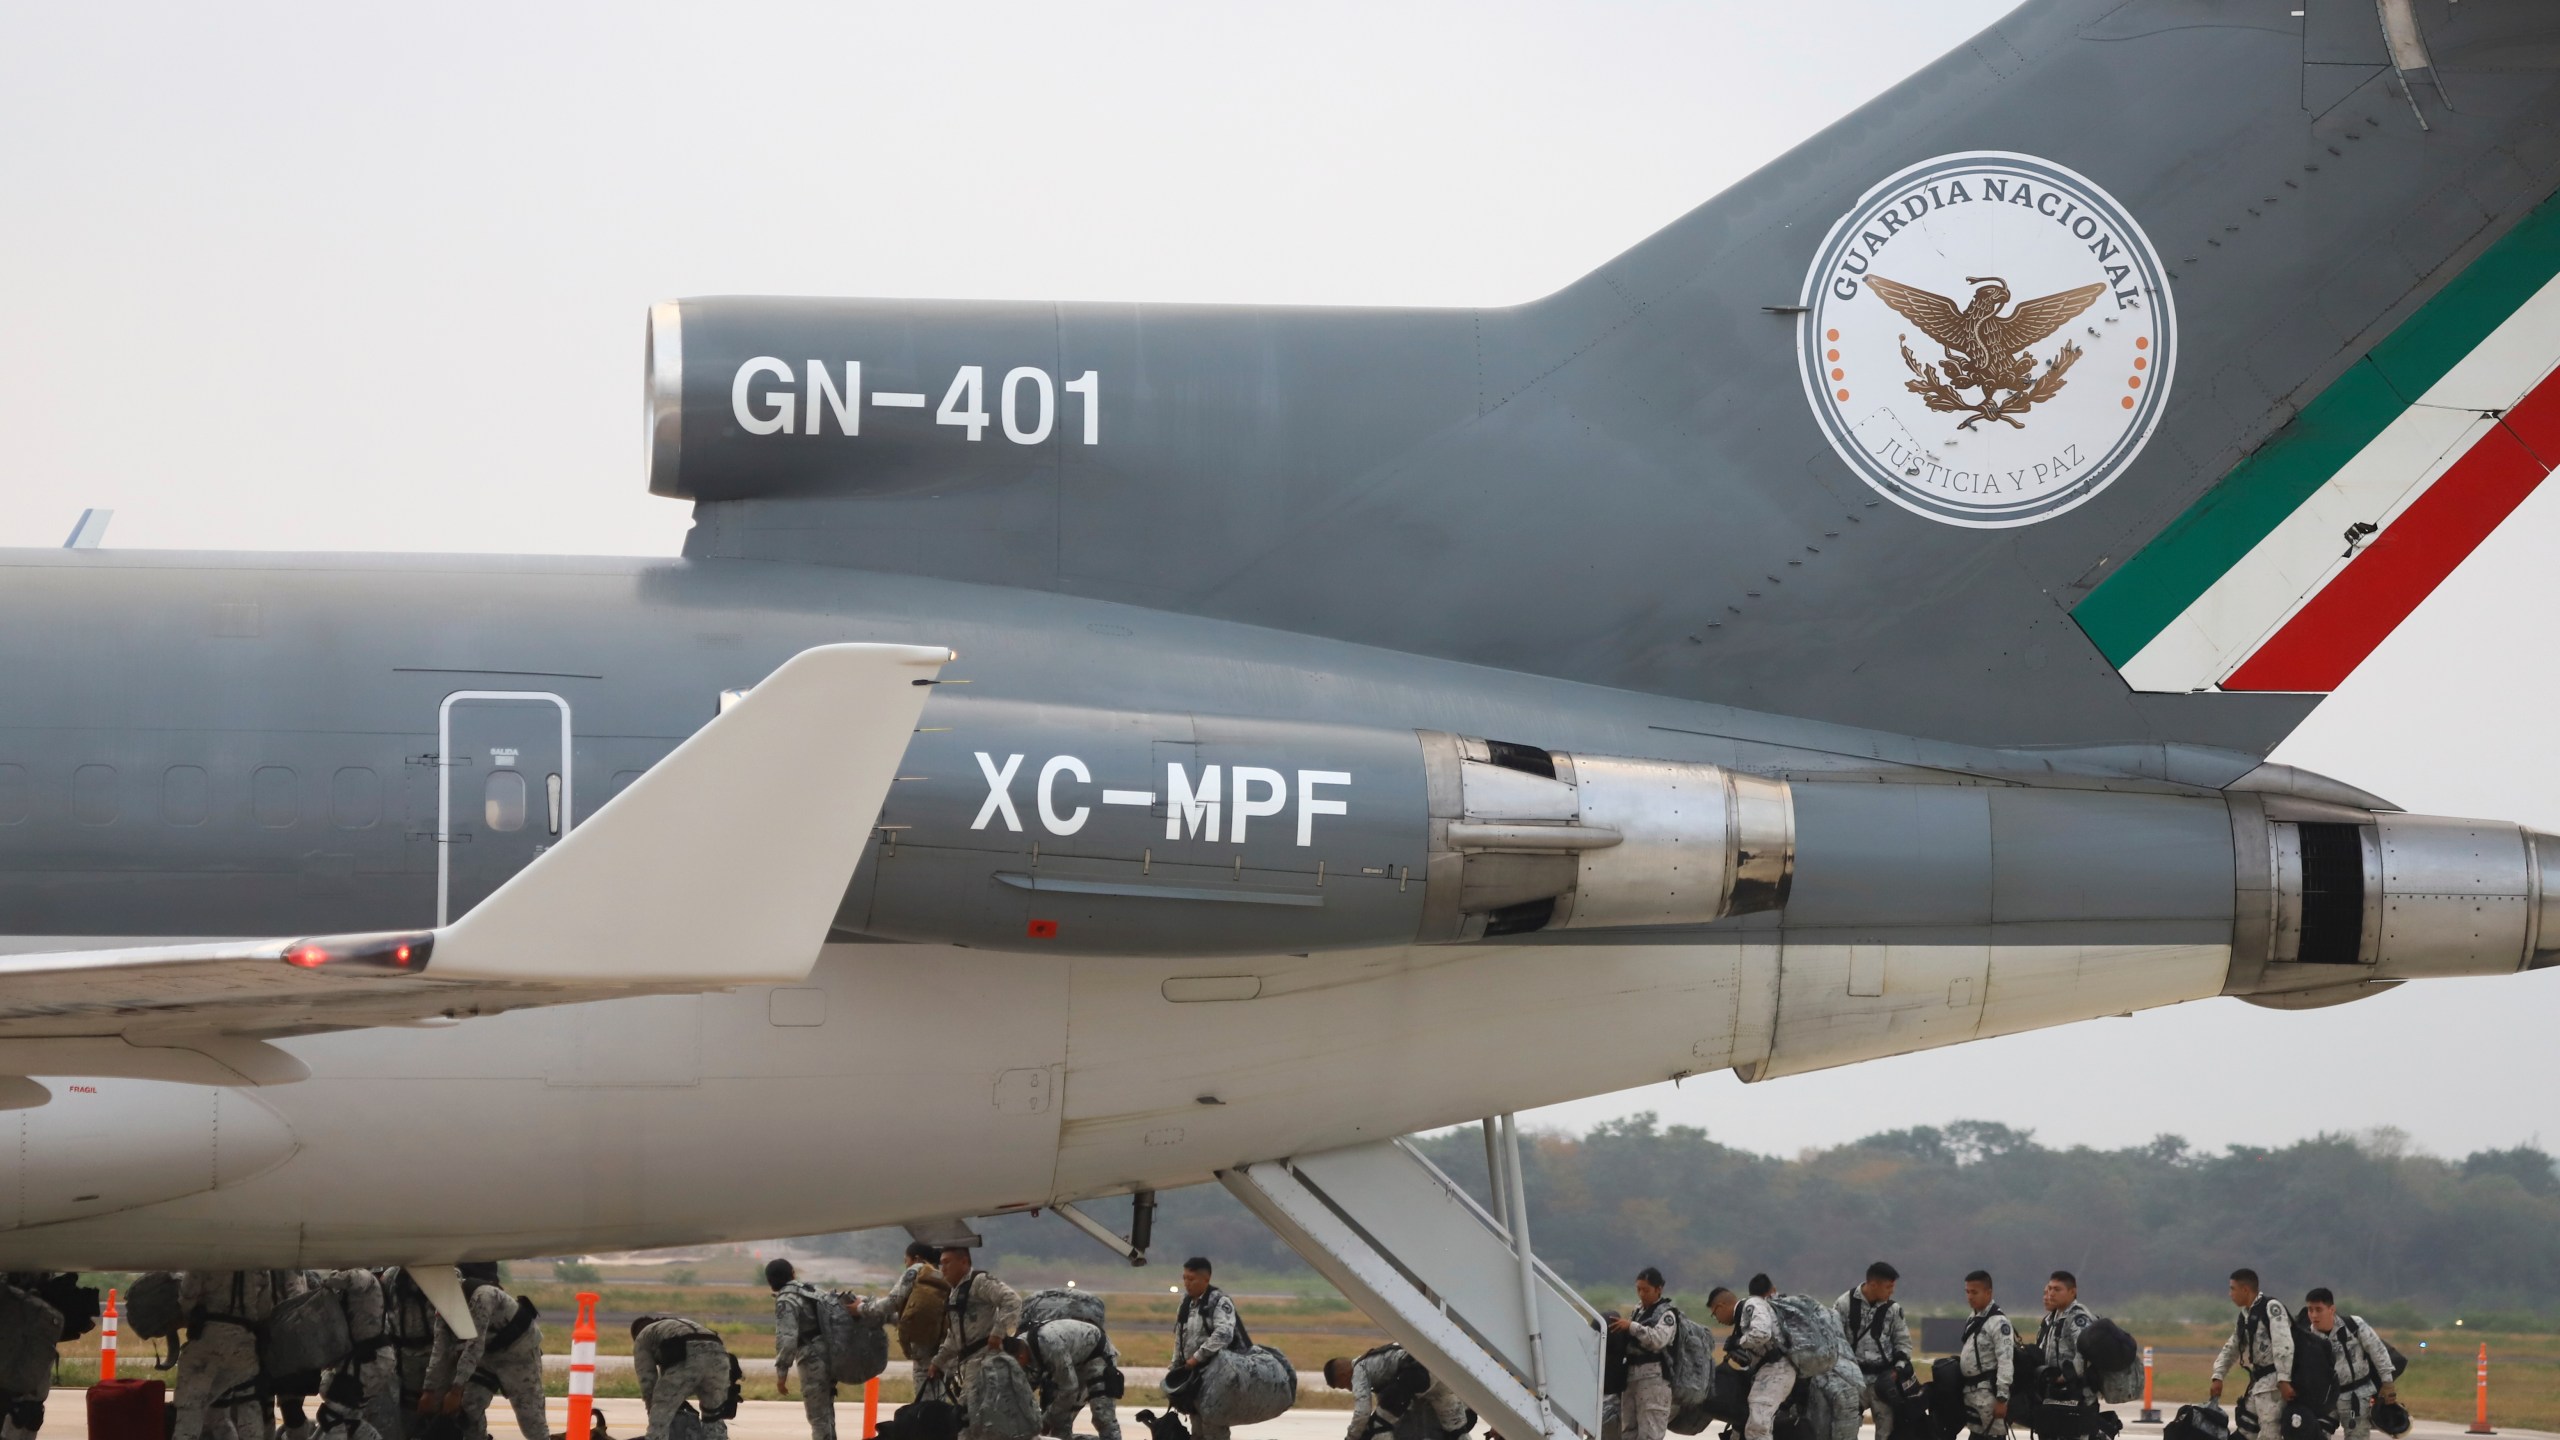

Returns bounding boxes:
[0,545,2529,1268]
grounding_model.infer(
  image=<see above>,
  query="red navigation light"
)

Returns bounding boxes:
[394,944,412,965]
[287,945,328,969]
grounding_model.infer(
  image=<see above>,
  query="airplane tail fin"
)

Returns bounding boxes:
[662,1,2560,755]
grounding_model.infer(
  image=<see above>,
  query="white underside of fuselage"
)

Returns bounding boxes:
[0,936,2230,1269]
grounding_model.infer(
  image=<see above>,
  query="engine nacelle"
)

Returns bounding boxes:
[2228,793,2560,1006]
[1416,732,1793,942]
[842,703,1796,955]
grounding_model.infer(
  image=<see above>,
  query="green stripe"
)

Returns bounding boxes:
[2074,187,2560,667]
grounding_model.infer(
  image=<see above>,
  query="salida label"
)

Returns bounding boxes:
[1799,152,2177,528]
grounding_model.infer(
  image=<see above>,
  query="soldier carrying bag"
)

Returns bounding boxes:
[262,1288,354,1379]
[124,1273,184,1344]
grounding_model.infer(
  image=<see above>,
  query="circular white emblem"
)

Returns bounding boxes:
[1799,151,2176,528]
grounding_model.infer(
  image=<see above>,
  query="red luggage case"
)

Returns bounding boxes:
[88,1379,167,1440]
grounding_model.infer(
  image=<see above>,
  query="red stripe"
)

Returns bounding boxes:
[2224,372,2560,691]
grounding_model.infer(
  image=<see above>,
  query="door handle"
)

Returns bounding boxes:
[547,773,563,836]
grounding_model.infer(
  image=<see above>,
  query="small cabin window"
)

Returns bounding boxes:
[484,770,527,833]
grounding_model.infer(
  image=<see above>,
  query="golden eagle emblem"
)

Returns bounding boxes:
[1865,274,2107,430]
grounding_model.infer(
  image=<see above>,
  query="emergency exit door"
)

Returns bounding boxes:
[439,692,573,923]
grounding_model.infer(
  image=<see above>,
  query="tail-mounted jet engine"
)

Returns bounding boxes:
[2226,789,2560,1007]
[1415,732,1793,942]
[842,706,1794,956]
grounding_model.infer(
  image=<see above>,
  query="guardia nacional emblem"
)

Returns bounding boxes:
[1799,152,2176,528]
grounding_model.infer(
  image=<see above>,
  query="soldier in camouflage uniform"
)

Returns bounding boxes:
[1028,1317,1121,1440]
[1837,1262,1913,1440]
[2209,1270,2296,1438]
[0,1273,62,1440]
[311,1269,400,1440]
[768,1259,851,1440]
[1324,1344,1468,1440]
[927,1251,1022,1402]
[1170,1260,1243,1440]
[1955,1272,2014,1440]
[1721,1277,1797,1440]
[424,1265,546,1440]
[1615,1270,1680,1440]
[2035,1272,2096,1392]
[2302,1290,2400,1440]
[374,1270,441,1440]
[175,1270,309,1440]
[633,1316,735,1440]
[886,1245,950,1396]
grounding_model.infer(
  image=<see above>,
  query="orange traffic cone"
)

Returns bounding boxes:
[2468,1341,2494,1434]
[568,1292,601,1440]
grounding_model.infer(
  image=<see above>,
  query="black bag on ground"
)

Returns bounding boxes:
[262,1289,354,1377]
[2165,1403,2233,1440]
[1925,1359,1970,1440]
[879,1401,964,1440]
[125,1273,183,1343]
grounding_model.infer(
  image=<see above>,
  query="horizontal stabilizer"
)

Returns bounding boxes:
[0,643,949,1069]
[432,641,950,983]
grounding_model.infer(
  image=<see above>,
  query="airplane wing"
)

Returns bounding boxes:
[0,642,949,1093]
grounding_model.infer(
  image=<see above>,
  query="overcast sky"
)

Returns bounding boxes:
[3,3,2554,1161]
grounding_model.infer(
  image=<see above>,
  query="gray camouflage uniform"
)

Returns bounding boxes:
[1621,1300,1678,1440]
[1732,1297,1797,1440]
[2037,1302,2096,1387]
[2311,1315,2397,1440]
[309,1270,397,1440]
[425,1283,546,1440]
[176,1270,309,1440]
[2212,1300,2296,1439]
[775,1280,844,1440]
[0,1275,60,1440]
[1029,1317,1121,1440]
[932,1271,1024,1400]
[1955,1304,2014,1440]
[1836,1289,1913,1440]
[1171,1288,1243,1440]
[1343,1345,1467,1440]
[635,1318,733,1440]
[374,1271,441,1440]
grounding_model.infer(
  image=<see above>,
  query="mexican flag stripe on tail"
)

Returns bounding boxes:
[2073,189,2560,693]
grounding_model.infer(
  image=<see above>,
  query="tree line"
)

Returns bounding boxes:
[952,1117,2560,1321]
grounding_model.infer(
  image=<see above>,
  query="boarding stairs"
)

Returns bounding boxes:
[1222,1116,1606,1440]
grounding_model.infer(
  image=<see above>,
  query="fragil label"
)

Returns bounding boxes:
[1798,151,2176,528]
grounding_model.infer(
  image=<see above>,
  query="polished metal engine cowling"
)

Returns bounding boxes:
[2228,789,2560,1005]
[1416,732,1793,942]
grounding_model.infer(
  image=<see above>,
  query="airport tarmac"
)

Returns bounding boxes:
[31,1393,2557,1440]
